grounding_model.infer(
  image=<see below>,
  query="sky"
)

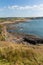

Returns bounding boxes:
[0,0,43,17]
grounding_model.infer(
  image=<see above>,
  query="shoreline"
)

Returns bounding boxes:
[0,19,29,25]
[0,19,43,45]
[7,32,43,45]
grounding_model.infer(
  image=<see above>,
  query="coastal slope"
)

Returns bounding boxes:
[0,41,43,65]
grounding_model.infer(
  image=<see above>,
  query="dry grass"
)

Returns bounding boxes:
[0,41,43,65]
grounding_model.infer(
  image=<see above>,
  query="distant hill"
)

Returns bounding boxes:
[0,17,43,22]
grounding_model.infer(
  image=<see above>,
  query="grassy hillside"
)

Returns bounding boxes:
[0,42,43,65]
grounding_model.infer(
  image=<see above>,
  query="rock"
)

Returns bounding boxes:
[23,35,43,45]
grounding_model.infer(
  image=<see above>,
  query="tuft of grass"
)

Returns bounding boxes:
[0,25,5,41]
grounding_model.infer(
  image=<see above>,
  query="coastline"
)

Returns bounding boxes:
[0,19,43,45]
[0,19,31,25]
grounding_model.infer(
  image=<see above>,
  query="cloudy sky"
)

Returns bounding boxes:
[0,0,43,17]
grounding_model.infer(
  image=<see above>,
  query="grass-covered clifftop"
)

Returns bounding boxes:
[0,42,43,65]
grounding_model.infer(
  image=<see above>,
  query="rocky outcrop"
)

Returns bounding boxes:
[23,36,43,45]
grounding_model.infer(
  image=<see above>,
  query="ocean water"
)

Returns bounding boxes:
[8,19,43,38]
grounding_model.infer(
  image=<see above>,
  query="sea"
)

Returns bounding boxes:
[7,19,43,38]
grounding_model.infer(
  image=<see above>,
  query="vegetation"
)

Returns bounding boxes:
[0,17,43,65]
[0,17,25,22]
[0,25,5,41]
[0,42,43,65]
[0,17,43,22]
